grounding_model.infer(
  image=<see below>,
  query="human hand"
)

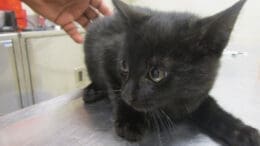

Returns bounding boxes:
[23,0,112,43]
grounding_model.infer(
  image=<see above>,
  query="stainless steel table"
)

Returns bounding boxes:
[0,89,219,146]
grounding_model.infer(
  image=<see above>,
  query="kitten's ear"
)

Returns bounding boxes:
[112,0,150,25]
[196,0,246,55]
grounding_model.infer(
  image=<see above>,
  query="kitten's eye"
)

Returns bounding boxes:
[149,67,167,83]
[120,60,129,73]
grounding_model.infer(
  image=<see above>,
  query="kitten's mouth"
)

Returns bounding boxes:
[130,101,156,112]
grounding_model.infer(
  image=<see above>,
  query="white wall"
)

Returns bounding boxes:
[131,0,260,45]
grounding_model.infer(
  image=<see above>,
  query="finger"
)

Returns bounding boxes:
[84,7,99,20]
[90,0,112,16]
[62,22,83,44]
[76,16,90,29]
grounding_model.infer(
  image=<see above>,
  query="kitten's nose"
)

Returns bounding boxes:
[121,92,134,105]
[122,89,137,105]
[122,81,138,105]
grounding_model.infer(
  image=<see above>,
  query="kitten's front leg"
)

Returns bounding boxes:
[83,83,107,103]
[190,96,260,146]
[114,99,147,142]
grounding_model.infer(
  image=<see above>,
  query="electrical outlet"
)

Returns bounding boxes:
[74,67,88,88]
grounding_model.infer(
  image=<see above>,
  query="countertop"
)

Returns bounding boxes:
[0,89,220,146]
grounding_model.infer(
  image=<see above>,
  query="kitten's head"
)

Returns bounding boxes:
[113,0,246,113]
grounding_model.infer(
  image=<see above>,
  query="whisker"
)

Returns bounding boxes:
[151,112,163,146]
[155,110,165,131]
[184,104,191,114]
[159,109,175,131]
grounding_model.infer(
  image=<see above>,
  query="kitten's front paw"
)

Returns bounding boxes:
[230,126,260,146]
[115,119,146,142]
[83,83,106,103]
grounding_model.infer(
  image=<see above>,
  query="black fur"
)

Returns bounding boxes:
[83,0,260,145]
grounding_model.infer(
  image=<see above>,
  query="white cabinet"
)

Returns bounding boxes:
[0,31,89,115]
[20,31,89,103]
[0,35,22,115]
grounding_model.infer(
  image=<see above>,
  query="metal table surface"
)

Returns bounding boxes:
[0,89,217,146]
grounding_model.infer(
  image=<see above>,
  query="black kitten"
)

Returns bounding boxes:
[83,0,260,145]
